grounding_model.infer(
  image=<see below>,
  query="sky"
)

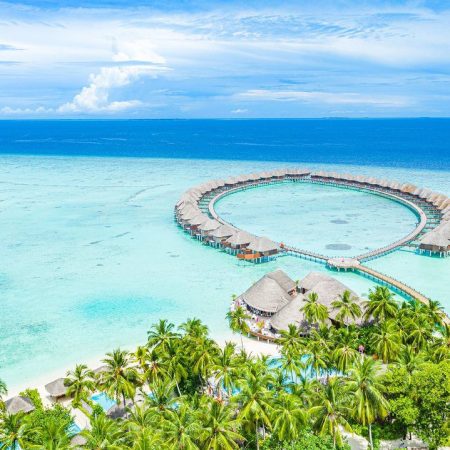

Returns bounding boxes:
[1,0,450,118]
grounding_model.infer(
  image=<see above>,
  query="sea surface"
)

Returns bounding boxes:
[0,119,449,390]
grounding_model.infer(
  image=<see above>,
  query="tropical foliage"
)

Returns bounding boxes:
[0,289,449,450]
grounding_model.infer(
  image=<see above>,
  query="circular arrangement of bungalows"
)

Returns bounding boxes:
[231,269,365,339]
[175,168,450,258]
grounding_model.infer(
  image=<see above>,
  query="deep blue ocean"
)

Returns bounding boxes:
[1,119,449,170]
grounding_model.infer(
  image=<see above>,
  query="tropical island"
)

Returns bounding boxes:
[1,282,449,450]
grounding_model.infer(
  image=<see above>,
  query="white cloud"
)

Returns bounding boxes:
[58,65,166,113]
[238,89,410,107]
[231,108,248,114]
[0,106,53,115]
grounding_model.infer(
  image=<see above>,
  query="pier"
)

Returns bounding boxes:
[174,168,449,310]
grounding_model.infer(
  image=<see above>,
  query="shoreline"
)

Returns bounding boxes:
[6,335,279,399]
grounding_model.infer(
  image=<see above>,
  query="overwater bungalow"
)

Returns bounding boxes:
[239,236,279,261]
[198,218,221,236]
[225,230,254,250]
[5,396,35,414]
[210,224,235,243]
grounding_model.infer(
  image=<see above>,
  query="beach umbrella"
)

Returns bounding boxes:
[5,396,35,414]
[45,378,68,398]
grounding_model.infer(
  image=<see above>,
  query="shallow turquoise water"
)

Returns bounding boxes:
[216,182,418,257]
[0,155,449,389]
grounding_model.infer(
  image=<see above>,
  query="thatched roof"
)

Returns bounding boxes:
[226,231,254,246]
[45,378,68,397]
[299,272,361,321]
[419,231,450,248]
[265,269,296,293]
[271,295,307,331]
[180,207,201,221]
[419,188,432,199]
[210,223,235,239]
[198,218,221,232]
[5,396,35,414]
[239,277,291,314]
[299,271,332,292]
[187,213,209,227]
[247,237,279,253]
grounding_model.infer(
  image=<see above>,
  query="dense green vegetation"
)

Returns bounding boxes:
[0,286,449,449]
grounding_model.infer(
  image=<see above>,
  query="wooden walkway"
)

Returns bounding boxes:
[201,176,446,318]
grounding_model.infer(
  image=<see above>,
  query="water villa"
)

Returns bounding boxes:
[45,377,69,399]
[174,168,449,260]
[232,269,365,341]
[175,168,449,319]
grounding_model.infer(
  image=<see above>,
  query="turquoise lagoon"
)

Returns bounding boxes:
[0,155,449,389]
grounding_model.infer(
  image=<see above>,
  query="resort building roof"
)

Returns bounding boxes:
[265,269,296,293]
[198,218,221,232]
[239,276,291,314]
[5,396,35,414]
[247,236,279,253]
[210,223,235,239]
[226,230,254,246]
[270,294,307,331]
[187,213,209,226]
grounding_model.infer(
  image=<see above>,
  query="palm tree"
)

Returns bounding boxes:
[310,377,353,449]
[404,316,433,352]
[126,428,161,450]
[81,414,123,449]
[0,412,29,450]
[179,318,209,341]
[395,345,425,373]
[0,379,7,402]
[99,349,139,408]
[364,286,398,322]
[28,418,72,450]
[271,392,307,442]
[212,342,239,399]
[200,399,244,450]
[304,338,329,380]
[126,403,157,432]
[423,299,446,327]
[236,360,273,450]
[332,290,362,327]
[332,328,359,374]
[275,323,304,358]
[191,337,219,387]
[143,348,168,386]
[369,320,402,363]
[161,404,201,449]
[165,340,188,396]
[147,319,180,354]
[301,292,328,325]
[431,324,450,363]
[133,346,149,374]
[65,364,96,407]
[146,379,177,412]
[226,306,250,349]
[348,357,389,450]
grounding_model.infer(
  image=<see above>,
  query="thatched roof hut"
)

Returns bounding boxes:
[187,213,209,227]
[247,237,279,253]
[5,396,35,414]
[239,277,291,315]
[419,188,432,199]
[270,295,307,332]
[298,272,332,292]
[106,401,132,420]
[45,378,68,398]
[210,224,235,239]
[226,231,254,247]
[265,269,296,294]
[198,218,221,232]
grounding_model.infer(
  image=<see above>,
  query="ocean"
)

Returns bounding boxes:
[0,119,449,390]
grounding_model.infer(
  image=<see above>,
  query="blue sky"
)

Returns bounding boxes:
[1,0,450,118]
